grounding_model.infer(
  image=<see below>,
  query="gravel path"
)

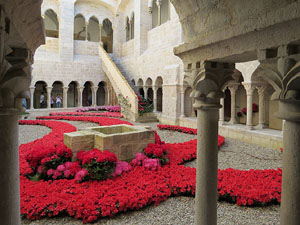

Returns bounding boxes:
[19,117,281,225]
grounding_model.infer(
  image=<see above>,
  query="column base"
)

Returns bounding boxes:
[228,119,237,124]
[219,120,224,126]
[255,123,267,129]
[246,125,254,130]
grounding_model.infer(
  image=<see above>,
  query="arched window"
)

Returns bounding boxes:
[44,9,59,38]
[126,17,130,41]
[102,19,113,53]
[88,17,100,42]
[74,14,86,41]
[131,13,134,39]
[151,0,170,28]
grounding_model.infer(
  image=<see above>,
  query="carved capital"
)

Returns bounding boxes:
[242,82,256,96]
[184,61,235,109]
[227,83,239,95]
[257,45,300,101]
[77,86,84,93]
[256,84,268,96]
[156,0,162,7]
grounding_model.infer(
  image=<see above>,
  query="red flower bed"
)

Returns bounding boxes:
[157,124,225,147]
[49,112,123,118]
[36,116,132,126]
[19,119,281,223]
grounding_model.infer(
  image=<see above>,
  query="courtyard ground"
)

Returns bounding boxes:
[20,112,281,225]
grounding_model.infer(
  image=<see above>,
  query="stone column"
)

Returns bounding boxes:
[0,109,21,225]
[180,86,186,117]
[29,87,35,109]
[77,86,84,107]
[183,61,235,225]
[228,84,238,124]
[85,21,88,41]
[156,0,162,26]
[99,24,103,45]
[256,84,267,129]
[219,97,224,125]
[46,86,52,109]
[278,100,300,225]
[144,87,148,100]
[243,83,255,130]
[63,86,68,108]
[153,85,158,112]
[92,86,98,107]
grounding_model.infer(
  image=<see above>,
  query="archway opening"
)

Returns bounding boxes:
[74,14,86,41]
[224,88,231,121]
[97,82,106,106]
[83,82,93,106]
[44,9,59,38]
[184,87,193,117]
[52,81,63,108]
[102,19,113,53]
[34,81,47,108]
[67,81,78,107]
[88,17,100,42]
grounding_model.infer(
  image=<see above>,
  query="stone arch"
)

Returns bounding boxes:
[97,81,106,106]
[145,77,153,86]
[137,78,144,97]
[34,81,47,108]
[44,9,59,38]
[102,18,113,53]
[184,87,193,117]
[67,81,79,107]
[155,76,163,112]
[125,16,130,41]
[51,81,63,108]
[83,81,93,106]
[88,16,100,42]
[130,12,135,39]
[74,14,86,40]
[131,79,136,86]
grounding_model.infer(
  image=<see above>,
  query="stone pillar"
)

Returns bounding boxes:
[29,87,35,109]
[63,86,68,108]
[85,21,88,41]
[180,86,186,117]
[156,0,162,26]
[219,97,224,125]
[77,86,84,107]
[46,86,52,109]
[278,100,300,225]
[243,83,255,130]
[228,84,238,124]
[256,84,267,129]
[99,24,103,45]
[92,86,98,107]
[153,85,158,112]
[144,87,148,100]
[183,61,235,225]
[0,109,21,225]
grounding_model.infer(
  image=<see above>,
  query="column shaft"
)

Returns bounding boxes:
[219,98,224,125]
[63,87,68,108]
[46,88,52,109]
[30,88,35,109]
[180,91,185,117]
[157,1,162,26]
[0,110,21,225]
[153,87,158,112]
[258,92,265,127]
[280,120,300,225]
[195,107,219,225]
[246,94,253,129]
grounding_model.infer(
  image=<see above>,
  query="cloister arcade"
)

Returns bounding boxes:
[29,80,116,109]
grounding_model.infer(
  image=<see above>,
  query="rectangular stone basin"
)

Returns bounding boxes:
[64,124,155,161]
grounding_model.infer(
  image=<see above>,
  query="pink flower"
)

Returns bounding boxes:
[47,169,55,176]
[57,165,66,172]
[37,165,43,174]
[64,162,72,169]
[64,169,71,178]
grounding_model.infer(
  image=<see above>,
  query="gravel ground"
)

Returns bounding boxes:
[19,116,281,225]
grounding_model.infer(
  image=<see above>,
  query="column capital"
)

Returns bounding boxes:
[242,82,256,96]
[256,83,268,96]
[277,100,300,122]
[99,23,103,29]
[184,60,235,110]
[63,86,68,91]
[29,87,35,94]
[77,86,84,92]
[46,86,53,92]
[92,86,98,92]
[156,0,162,6]
[227,83,239,94]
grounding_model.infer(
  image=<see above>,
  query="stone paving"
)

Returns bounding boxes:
[19,116,282,225]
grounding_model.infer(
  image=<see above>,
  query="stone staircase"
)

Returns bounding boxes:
[108,54,140,95]
[99,45,138,121]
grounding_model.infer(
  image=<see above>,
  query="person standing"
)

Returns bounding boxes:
[51,96,54,108]
[56,94,62,108]
[40,92,45,108]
